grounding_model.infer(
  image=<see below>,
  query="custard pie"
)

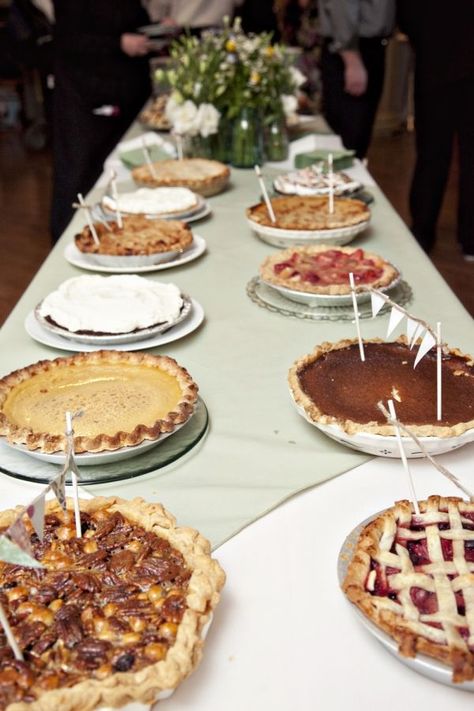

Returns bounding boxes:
[343,496,474,683]
[0,496,225,709]
[0,351,198,453]
[132,158,230,197]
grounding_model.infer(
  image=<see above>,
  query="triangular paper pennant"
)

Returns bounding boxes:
[414,331,436,368]
[371,292,385,318]
[26,495,46,541]
[410,324,425,349]
[0,535,42,568]
[406,317,419,343]
[386,306,405,337]
[51,472,67,511]
[7,518,32,555]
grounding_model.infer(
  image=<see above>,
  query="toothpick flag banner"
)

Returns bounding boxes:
[7,518,33,556]
[386,306,405,337]
[26,495,46,541]
[0,535,43,568]
[414,330,437,368]
[410,323,425,349]
[51,472,67,511]
[371,292,385,318]
[406,317,419,343]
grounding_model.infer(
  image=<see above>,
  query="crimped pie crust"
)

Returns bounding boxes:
[74,215,193,256]
[139,95,171,130]
[246,195,370,230]
[288,337,474,437]
[132,159,230,198]
[260,245,399,295]
[0,496,225,710]
[0,351,198,453]
[342,496,474,683]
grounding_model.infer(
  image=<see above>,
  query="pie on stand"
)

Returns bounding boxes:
[1,121,474,710]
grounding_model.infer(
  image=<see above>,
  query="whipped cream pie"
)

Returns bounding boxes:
[38,275,183,335]
[102,187,199,216]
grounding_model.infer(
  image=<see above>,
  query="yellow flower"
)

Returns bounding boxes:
[226,39,236,52]
[250,71,261,85]
[264,45,274,58]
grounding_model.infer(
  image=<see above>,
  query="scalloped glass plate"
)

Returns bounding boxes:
[338,515,474,690]
[0,398,208,481]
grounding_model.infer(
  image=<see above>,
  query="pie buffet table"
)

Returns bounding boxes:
[1,127,474,710]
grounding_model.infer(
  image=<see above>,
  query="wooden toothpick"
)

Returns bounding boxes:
[254,165,276,224]
[65,411,82,538]
[142,138,157,178]
[349,272,365,361]
[327,153,334,215]
[109,170,123,229]
[387,400,420,516]
[77,193,100,246]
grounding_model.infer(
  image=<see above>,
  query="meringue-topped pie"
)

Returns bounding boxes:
[0,351,198,453]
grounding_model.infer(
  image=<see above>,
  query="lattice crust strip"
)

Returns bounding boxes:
[343,496,474,683]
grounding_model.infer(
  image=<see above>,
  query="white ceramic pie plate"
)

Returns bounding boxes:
[99,195,211,225]
[337,516,474,691]
[101,191,206,219]
[247,217,370,248]
[34,294,192,345]
[261,269,401,307]
[291,396,474,458]
[64,235,206,274]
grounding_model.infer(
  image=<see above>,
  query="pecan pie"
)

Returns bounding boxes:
[343,496,474,683]
[0,496,225,709]
[260,246,398,295]
[0,351,198,453]
[247,195,370,231]
[74,215,193,257]
[289,338,474,437]
[132,158,230,197]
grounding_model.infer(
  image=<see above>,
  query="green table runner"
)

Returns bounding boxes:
[1,165,473,549]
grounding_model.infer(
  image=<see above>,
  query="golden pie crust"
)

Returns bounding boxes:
[74,215,193,256]
[132,158,230,197]
[342,496,474,683]
[0,351,198,453]
[247,195,370,230]
[260,245,398,295]
[0,496,225,710]
[289,337,474,437]
[139,95,172,131]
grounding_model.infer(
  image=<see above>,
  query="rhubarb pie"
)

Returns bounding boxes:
[0,495,225,709]
[132,158,230,197]
[74,214,193,265]
[247,195,370,231]
[260,246,398,295]
[289,338,474,437]
[0,351,198,453]
[343,496,474,683]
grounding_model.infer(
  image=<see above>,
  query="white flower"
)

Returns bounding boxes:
[194,103,220,137]
[281,94,298,116]
[289,66,307,88]
[166,98,199,136]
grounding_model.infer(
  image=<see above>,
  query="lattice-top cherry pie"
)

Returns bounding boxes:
[343,496,474,683]
[260,245,398,295]
[0,496,225,709]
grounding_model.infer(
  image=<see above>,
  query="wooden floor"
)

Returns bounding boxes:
[0,127,473,326]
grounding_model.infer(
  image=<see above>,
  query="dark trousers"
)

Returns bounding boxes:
[51,74,148,243]
[410,75,474,255]
[320,38,387,159]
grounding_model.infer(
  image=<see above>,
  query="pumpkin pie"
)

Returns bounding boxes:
[132,158,230,197]
[0,495,225,709]
[0,351,198,453]
[289,338,474,437]
[247,195,370,231]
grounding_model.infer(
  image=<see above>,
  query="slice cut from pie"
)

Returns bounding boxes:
[289,338,474,437]
[342,496,474,683]
[247,195,370,231]
[0,351,198,453]
[274,166,361,196]
[74,215,193,257]
[132,158,230,197]
[260,245,398,295]
[0,496,225,709]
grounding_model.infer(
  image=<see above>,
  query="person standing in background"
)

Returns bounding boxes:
[318,0,395,158]
[398,0,474,260]
[146,1,242,30]
[51,0,152,242]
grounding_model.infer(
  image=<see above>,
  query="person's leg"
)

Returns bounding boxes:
[409,77,454,252]
[456,77,474,257]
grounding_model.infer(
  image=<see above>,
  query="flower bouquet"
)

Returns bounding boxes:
[156,18,306,166]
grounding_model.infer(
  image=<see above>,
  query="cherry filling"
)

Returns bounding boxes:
[272,249,383,286]
[465,540,474,563]
[410,587,438,615]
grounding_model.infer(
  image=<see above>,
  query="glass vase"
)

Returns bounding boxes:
[264,115,289,162]
[230,107,263,169]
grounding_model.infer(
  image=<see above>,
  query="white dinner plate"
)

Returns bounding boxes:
[25,298,204,352]
[247,217,370,248]
[64,234,206,273]
[337,515,474,691]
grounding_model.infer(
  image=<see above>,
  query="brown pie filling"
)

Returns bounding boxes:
[0,509,191,708]
[298,342,474,426]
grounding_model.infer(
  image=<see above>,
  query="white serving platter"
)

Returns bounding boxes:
[247,217,370,248]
